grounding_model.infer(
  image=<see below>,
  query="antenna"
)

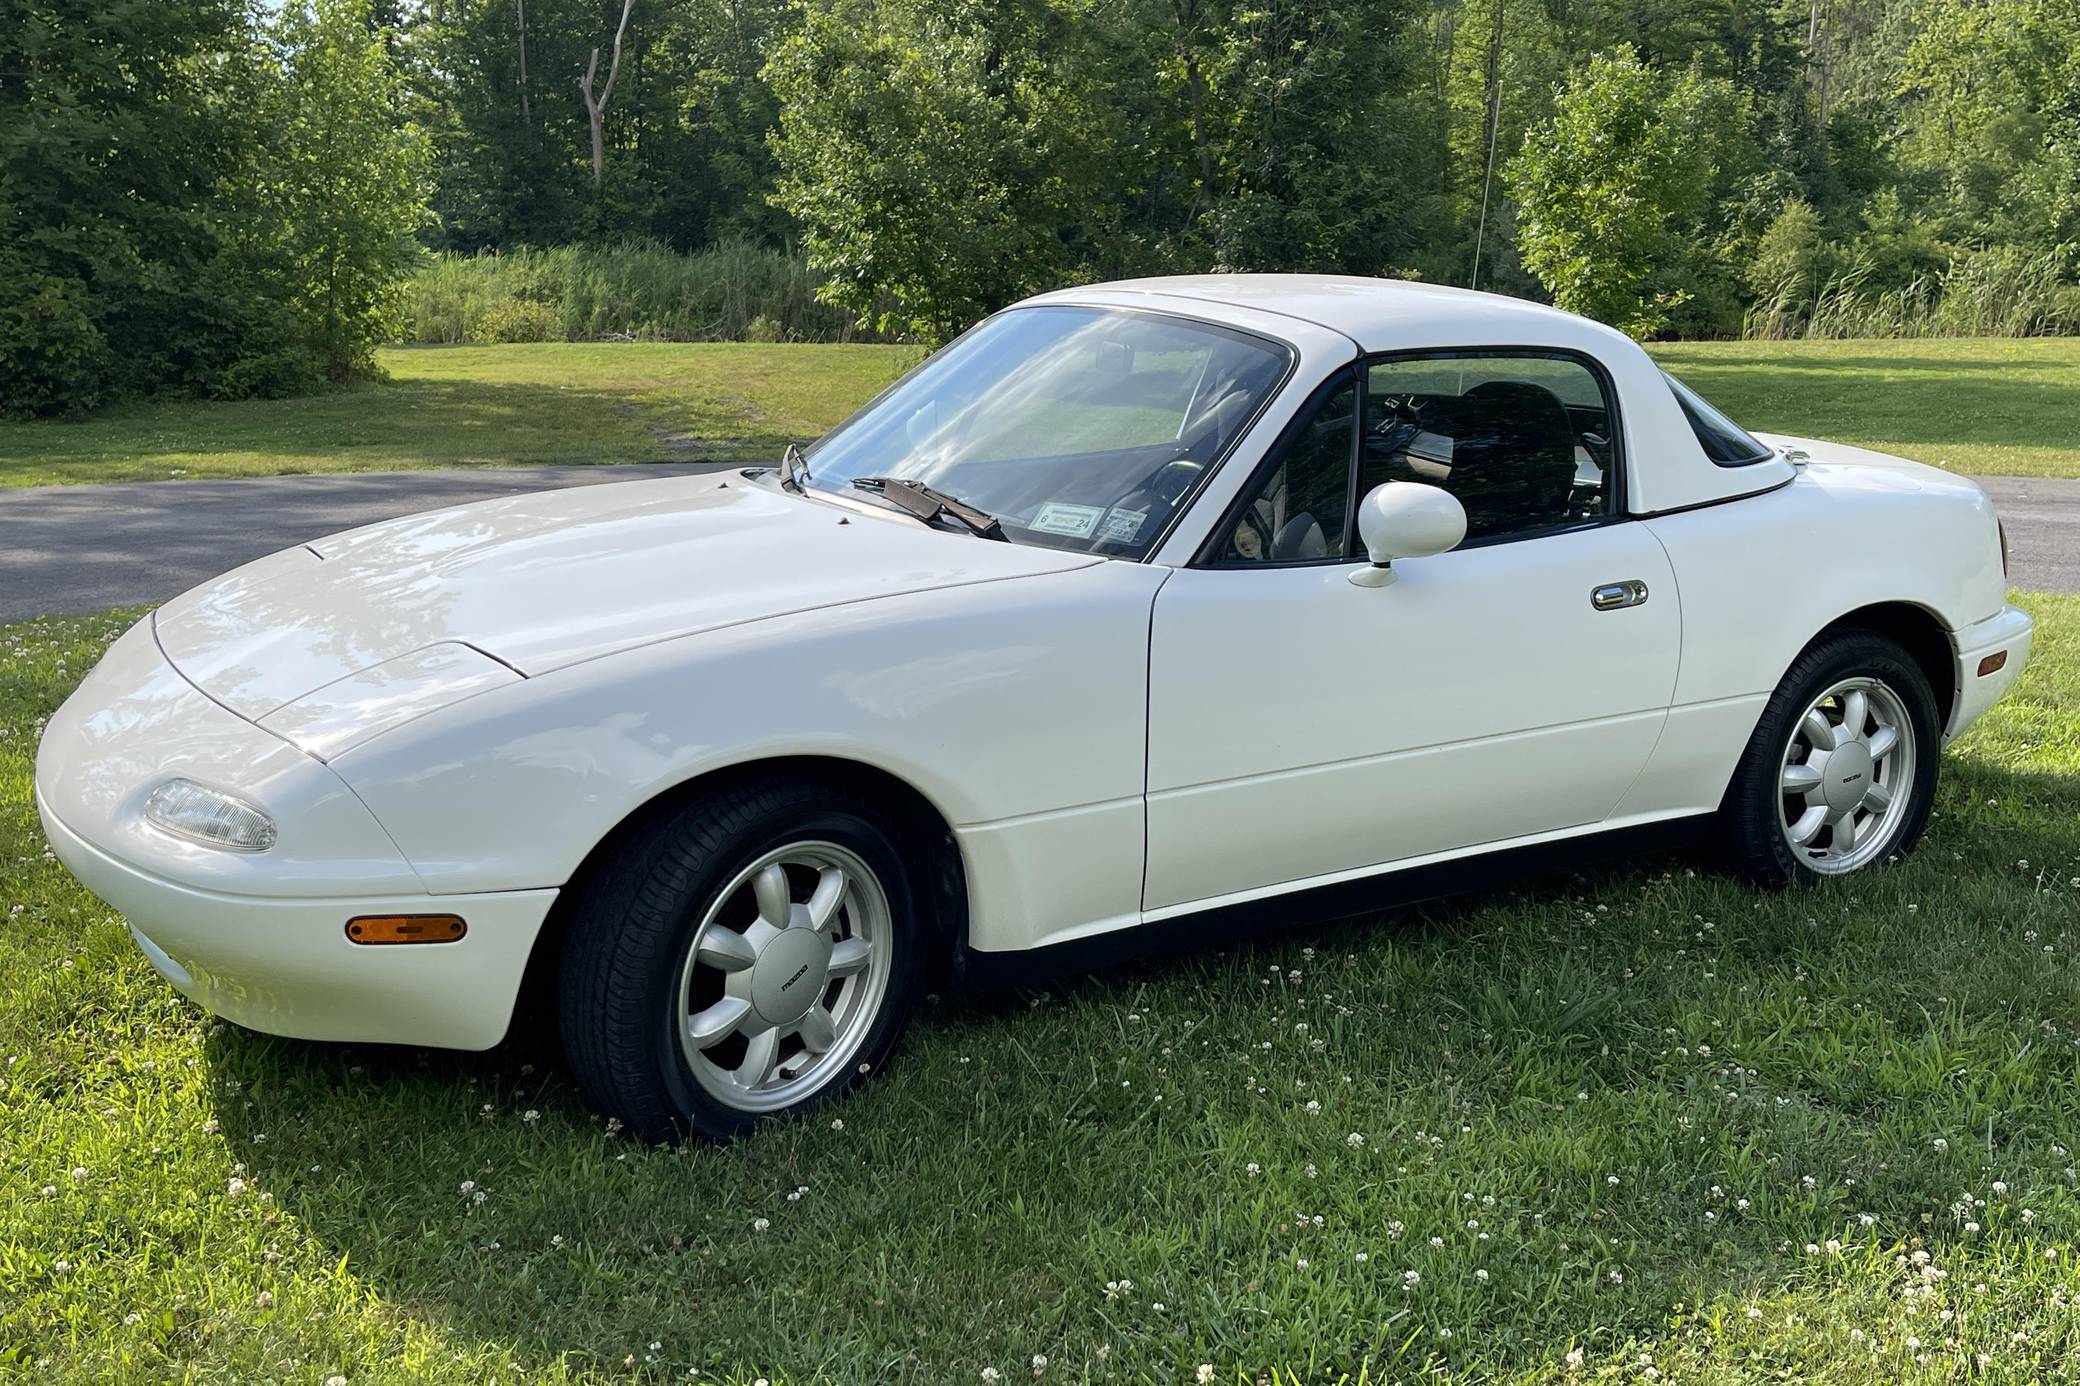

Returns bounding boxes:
[1470,0,1506,290]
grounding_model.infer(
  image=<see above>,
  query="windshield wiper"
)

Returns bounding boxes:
[779,441,810,493]
[850,476,1006,541]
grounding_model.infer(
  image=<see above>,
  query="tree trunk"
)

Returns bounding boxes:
[516,0,530,125]
[579,0,635,187]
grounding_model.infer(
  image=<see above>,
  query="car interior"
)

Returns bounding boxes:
[1222,357,1619,562]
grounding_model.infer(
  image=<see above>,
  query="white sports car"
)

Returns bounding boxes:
[37,276,2032,1139]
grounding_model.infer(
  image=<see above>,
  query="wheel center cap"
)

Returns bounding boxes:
[1822,742,1875,812]
[750,929,832,1025]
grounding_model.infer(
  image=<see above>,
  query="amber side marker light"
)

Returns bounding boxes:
[1978,651,2009,678]
[346,914,466,945]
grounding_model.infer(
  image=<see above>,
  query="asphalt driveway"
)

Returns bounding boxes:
[0,463,730,622]
[0,465,2073,623]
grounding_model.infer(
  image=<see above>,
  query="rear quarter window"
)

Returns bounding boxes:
[1663,371,1774,466]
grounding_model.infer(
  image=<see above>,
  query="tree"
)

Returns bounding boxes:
[263,0,435,381]
[578,0,634,186]
[767,0,1445,340]
[1506,46,1753,336]
[0,0,274,414]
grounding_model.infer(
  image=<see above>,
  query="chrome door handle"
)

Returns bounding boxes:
[1591,580,1649,611]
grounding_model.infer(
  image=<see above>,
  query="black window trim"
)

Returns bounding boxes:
[1190,343,1630,569]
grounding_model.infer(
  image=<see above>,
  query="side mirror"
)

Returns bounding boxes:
[1349,482,1466,588]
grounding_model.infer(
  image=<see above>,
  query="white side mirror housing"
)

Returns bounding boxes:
[1349,482,1466,588]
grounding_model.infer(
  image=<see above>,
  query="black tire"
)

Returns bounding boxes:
[556,778,925,1142]
[1717,628,1942,887]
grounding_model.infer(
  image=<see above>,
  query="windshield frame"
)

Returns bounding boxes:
[800,303,1299,562]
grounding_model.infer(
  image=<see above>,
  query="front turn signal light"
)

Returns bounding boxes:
[346,914,466,945]
[1978,651,2009,678]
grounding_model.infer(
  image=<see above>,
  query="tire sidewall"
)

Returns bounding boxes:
[648,797,921,1141]
[1742,633,1941,884]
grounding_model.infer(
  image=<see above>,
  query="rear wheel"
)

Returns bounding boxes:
[1718,629,1940,886]
[557,779,923,1141]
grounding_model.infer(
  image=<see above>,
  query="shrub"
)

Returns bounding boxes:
[400,240,872,346]
[474,298,562,343]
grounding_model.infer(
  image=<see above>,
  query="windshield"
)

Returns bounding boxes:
[1662,371,1773,466]
[804,305,1291,558]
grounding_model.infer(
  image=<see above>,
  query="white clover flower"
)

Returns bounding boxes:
[752,1217,769,1232]
[1346,1132,1364,1148]
[69,1167,88,1184]
[1197,1367,1214,1385]
[1030,1353,1047,1376]
[1475,1268,1488,1282]
[980,1369,1001,1384]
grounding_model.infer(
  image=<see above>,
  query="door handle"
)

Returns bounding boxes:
[1591,580,1649,611]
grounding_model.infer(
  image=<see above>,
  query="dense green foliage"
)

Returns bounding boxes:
[389,0,2080,345]
[402,241,860,344]
[0,0,431,418]
[9,0,2079,416]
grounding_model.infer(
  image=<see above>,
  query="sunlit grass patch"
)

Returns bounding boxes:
[1,597,2077,1382]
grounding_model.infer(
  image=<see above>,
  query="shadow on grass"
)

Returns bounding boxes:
[199,757,2080,1378]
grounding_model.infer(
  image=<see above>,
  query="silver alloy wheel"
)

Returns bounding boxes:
[675,841,892,1113]
[1776,676,1918,874]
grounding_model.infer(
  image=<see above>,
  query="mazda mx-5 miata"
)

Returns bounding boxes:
[37,276,2032,1138]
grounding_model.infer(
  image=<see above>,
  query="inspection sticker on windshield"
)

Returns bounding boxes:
[1030,502,1104,538]
[1097,507,1149,544]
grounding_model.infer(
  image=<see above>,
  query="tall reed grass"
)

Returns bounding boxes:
[1744,247,2079,340]
[401,240,874,345]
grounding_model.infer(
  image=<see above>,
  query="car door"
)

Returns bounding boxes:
[1142,349,1681,914]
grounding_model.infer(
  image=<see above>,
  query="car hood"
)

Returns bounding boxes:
[154,474,1098,723]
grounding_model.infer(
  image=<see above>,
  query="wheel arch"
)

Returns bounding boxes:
[507,755,970,1045]
[1811,600,1955,727]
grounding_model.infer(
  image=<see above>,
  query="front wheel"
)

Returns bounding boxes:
[1717,629,1941,886]
[557,780,923,1142]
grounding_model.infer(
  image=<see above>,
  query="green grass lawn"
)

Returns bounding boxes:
[0,344,917,488]
[1,336,2075,488]
[3,595,2079,1382]
[1648,338,2080,480]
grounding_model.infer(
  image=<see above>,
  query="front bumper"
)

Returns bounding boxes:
[37,785,554,1049]
[1947,604,2034,741]
[33,616,554,1050]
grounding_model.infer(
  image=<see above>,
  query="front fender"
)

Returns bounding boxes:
[326,562,1167,898]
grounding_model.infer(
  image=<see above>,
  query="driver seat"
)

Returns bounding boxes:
[1439,380,1579,540]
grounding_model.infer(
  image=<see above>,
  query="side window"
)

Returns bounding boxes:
[1662,370,1773,465]
[1217,378,1357,563]
[1361,353,1617,543]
